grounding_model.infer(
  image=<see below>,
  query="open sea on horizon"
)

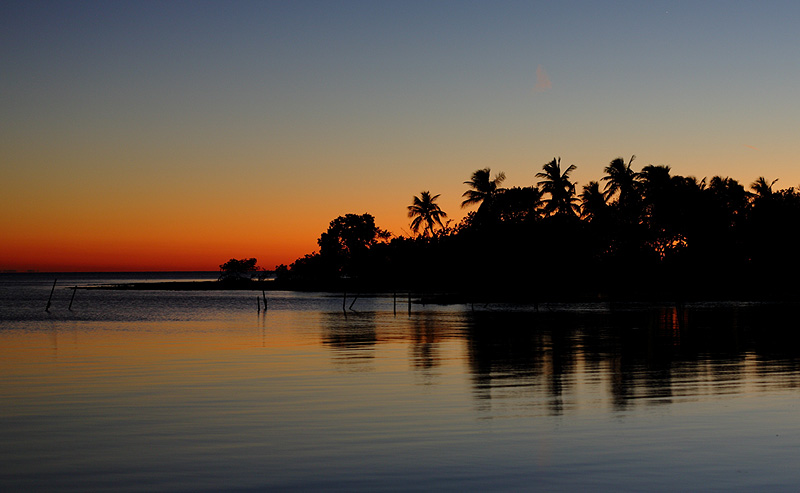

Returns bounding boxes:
[2,272,800,492]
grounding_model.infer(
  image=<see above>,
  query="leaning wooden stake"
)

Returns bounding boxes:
[257,296,261,313]
[262,290,268,311]
[68,286,77,311]
[45,279,57,312]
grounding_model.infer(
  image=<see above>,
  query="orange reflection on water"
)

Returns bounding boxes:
[3,303,800,492]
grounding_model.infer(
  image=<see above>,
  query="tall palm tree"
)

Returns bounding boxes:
[639,164,672,195]
[536,157,579,216]
[708,176,748,223]
[580,181,607,222]
[602,155,641,208]
[750,176,778,200]
[461,168,506,209]
[408,191,448,236]
[639,164,673,229]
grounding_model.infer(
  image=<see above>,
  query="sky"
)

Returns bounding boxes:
[2,0,799,271]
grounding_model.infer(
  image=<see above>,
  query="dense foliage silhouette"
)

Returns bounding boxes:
[218,258,263,283]
[277,158,800,301]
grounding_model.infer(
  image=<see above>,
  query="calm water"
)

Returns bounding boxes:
[2,273,800,492]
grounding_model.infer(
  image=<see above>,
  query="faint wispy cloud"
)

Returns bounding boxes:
[533,64,552,92]
[743,144,759,150]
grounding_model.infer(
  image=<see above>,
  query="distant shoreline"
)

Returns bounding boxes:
[84,280,276,291]
[80,279,800,306]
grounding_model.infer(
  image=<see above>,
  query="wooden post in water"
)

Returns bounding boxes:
[68,286,77,311]
[262,291,268,311]
[45,279,57,312]
[408,292,411,315]
[393,292,397,316]
[257,296,261,313]
[342,290,347,313]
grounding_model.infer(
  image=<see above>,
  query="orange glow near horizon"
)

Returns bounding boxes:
[0,186,451,272]
[0,230,317,272]
[4,2,800,272]
[4,153,799,273]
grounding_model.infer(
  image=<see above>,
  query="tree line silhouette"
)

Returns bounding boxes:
[277,156,800,302]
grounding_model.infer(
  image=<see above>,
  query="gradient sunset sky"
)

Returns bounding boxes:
[3,1,799,271]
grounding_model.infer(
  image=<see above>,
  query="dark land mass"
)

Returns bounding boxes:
[263,162,800,305]
[90,160,800,305]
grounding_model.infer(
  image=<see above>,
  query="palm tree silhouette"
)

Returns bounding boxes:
[639,164,673,229]
[536,157,579,216]
[461,168,506,210]
[602,155,641,209]
[408,191,448,237]
[750,176,778,201]
[580,181,607,221]
[640,164,672,194]
[708,176,748,223]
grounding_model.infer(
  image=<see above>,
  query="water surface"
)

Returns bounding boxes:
[2,274,800,491]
